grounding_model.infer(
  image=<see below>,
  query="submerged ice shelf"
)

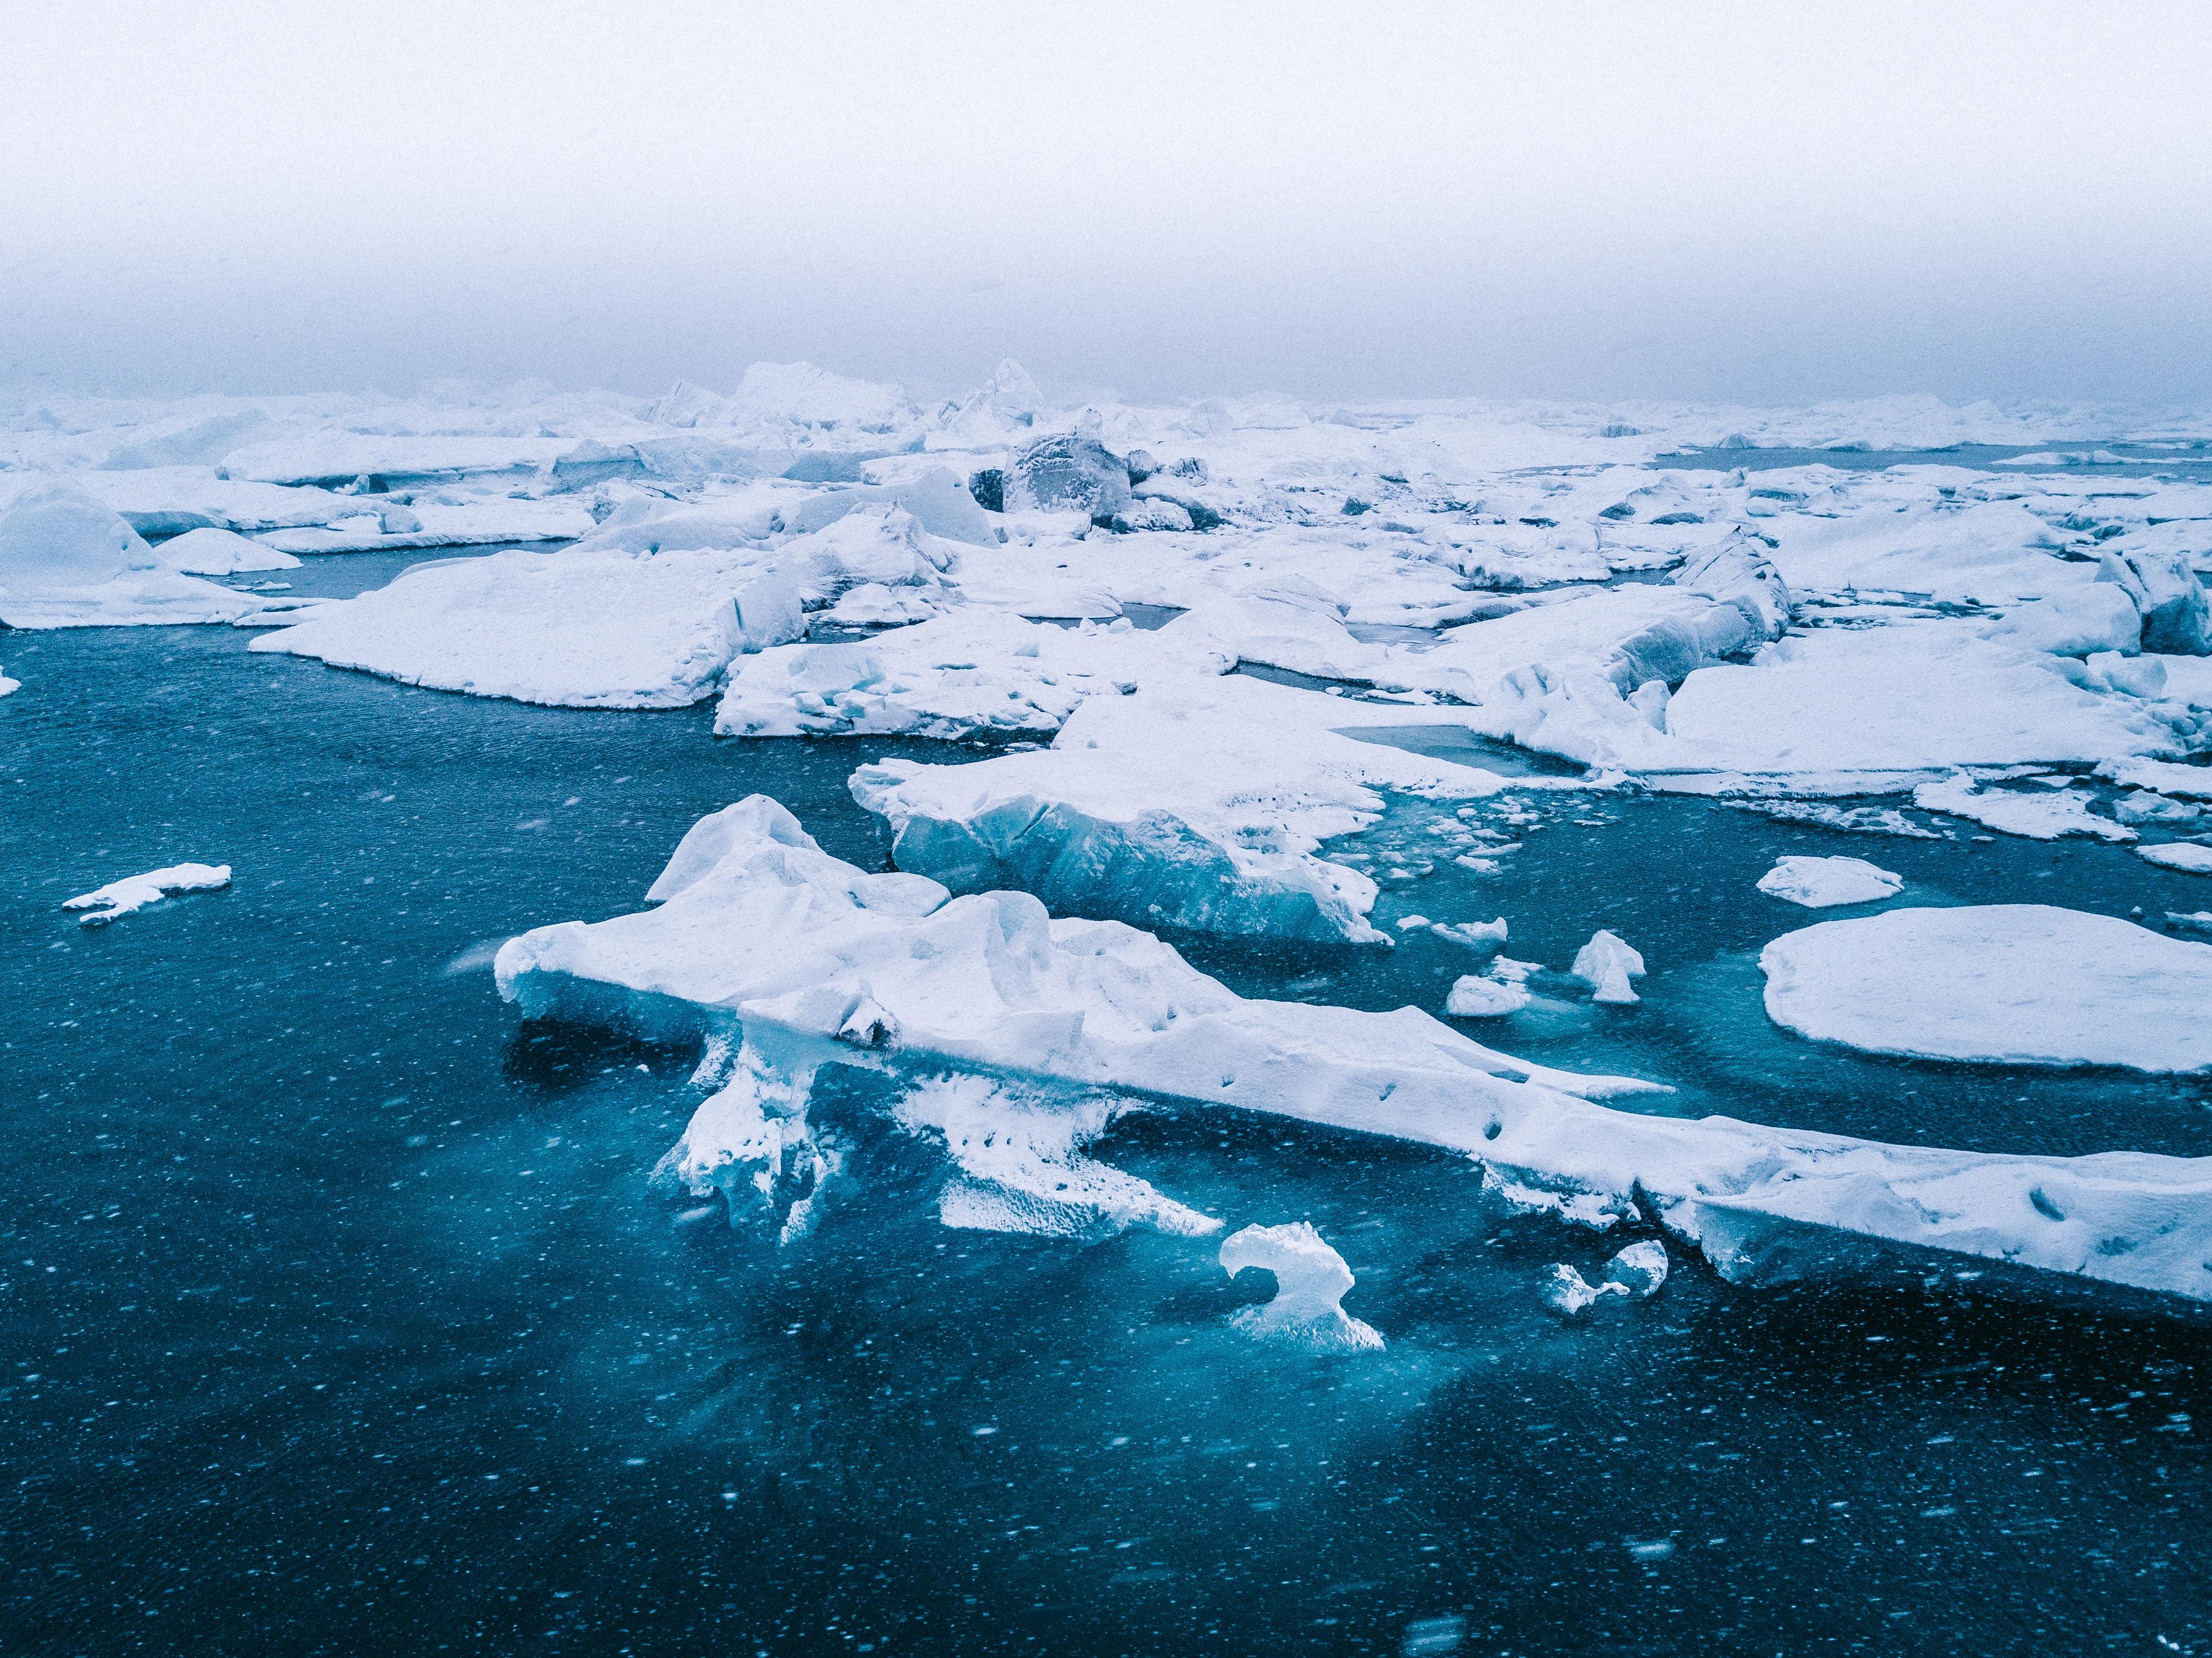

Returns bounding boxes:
[496,797,2212,1312]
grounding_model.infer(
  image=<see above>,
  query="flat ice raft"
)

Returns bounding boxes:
[496,801,2212,1310]
[1762,904,2212,1073]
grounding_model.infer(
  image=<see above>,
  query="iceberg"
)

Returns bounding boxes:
[1445,974,1532,1017]
[1571,930,1645,1005]
[1761,904,2212,1072]
[1755,854,1904,908]
[155,525,300,575]
[496,799,2212,1310]
[2137,843,2212,874]
[0,486,259,628]
[64,862,231,926]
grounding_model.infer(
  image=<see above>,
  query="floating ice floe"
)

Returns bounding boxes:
[496,800,2212,1310]
[1539,1243,1668,1318]
[1761,904,2212,1072]
[1755,854,1905,908]
[64,863,232,925]
[2138,843,2212,874]
[1445,974,1532,1017]
[1218,1222,1384,1353]
[1912,773,2135,841]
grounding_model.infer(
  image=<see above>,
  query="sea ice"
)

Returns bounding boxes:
[1219,1222,1384,1353]
[1571,930,1645,1004]
[1603,1239,1670,1297]
[892,1073,1218,1240]
[2137,843,2212,874]
[1761,904,2212,1072]
[0,486,259,628]
[155,525,301,575]
[1755,855,1905,908]
[1912,774,2134,842]
[498,798,2212,1307]
[1539,1262,1627,1317]
[64,863,232,926]
[1445,974,1533,1017]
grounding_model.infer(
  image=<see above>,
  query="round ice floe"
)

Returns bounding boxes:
[1219,1222,1383,1353]
[1755,854,1903,909]
[2138,843,2212,874]
[1760,904,2212,1072]
[1445,974,1532,1017]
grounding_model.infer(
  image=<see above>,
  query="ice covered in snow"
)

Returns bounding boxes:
[1761,905,2212,1072]
[2137,843,2212,874]
[1605,1240,1670,1297]
[1755,855,1905,908]
[1913,774,2135,842]
[1218,1222,1384,1353]
[0,665,16,697]
[155,525,300,575]
[496,800,2212,1308]
[0,487,259,627]
[63,863,231,925]
[1445,974,1532,1017]
[1571,930,1645,1004]
[1539,1262,1627,1317]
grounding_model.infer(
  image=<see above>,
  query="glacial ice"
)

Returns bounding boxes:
[496,800,2212,1308]
[1218,1222,1384,1353]
[1761,905,2212,1072]
[1445,974,1533,1017]
[64,863,232,925]
[1756,855,1905,908]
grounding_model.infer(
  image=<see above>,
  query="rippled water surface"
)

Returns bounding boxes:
[1,611,2204,1655]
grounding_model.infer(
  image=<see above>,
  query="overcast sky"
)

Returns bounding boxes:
[6,1,2209,406]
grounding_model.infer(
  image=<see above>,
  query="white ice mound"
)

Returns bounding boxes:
[496,799,2212,1308]
[1571,930,1645,1004]
[63,862,231,925]
[1913,774,2134,843]
[892,1073,1219,1240]
[251,546,805,708]
[1762,904,2212,1073]
[1446,974,1532,1017]
[2139,843,2212,874]
[0,486,258,628]
[156,525,300,575]
[1604,1239,1669,1297]
[1539,1262,1626,1317]
[1219,1222,1384,1353]
[1756,855,1904,909]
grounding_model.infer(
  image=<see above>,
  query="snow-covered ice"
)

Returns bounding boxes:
[1913,774,2136,842]
[1756,855,1905,908]
[1218,1222,1384,1353]
[1445,974,1533,1017]
[1761,905,2212,1072]
[0,487,259,628]
[2137,843,2212,874]
[63,863,232,925]
[1571,930,1645,1004]
[496,799,2212,1308]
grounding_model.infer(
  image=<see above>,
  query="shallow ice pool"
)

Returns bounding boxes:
[0,620,2203,1655]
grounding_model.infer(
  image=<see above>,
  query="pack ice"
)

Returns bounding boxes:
[496,799,2212,1310]
[1761,905,2212,1072]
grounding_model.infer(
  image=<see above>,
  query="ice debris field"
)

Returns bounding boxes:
[7,366,2212,1318]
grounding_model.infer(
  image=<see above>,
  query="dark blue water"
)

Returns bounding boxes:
[1,618,2204,1655]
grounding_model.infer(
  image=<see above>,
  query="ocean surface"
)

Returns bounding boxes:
[1,579,2204,1655]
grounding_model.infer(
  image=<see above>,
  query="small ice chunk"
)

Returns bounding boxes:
[0,665,16,697]
[1914,774,2135,843]
[2084,650,2168,699]
[1539,1262,1628,1317]
[156,526,300,575]
[2114,791,2202,827]
[62,862,231,926]
[1445,974,1532,1018]
[1603,1240,1670,1298]
[1396,914,1432,931]
[1431,915,1509,950]
[1755,854,1904,909]
[1571,929,1645,1004]
[2139,843,2212,874]
[1220,1221,1384,1353]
